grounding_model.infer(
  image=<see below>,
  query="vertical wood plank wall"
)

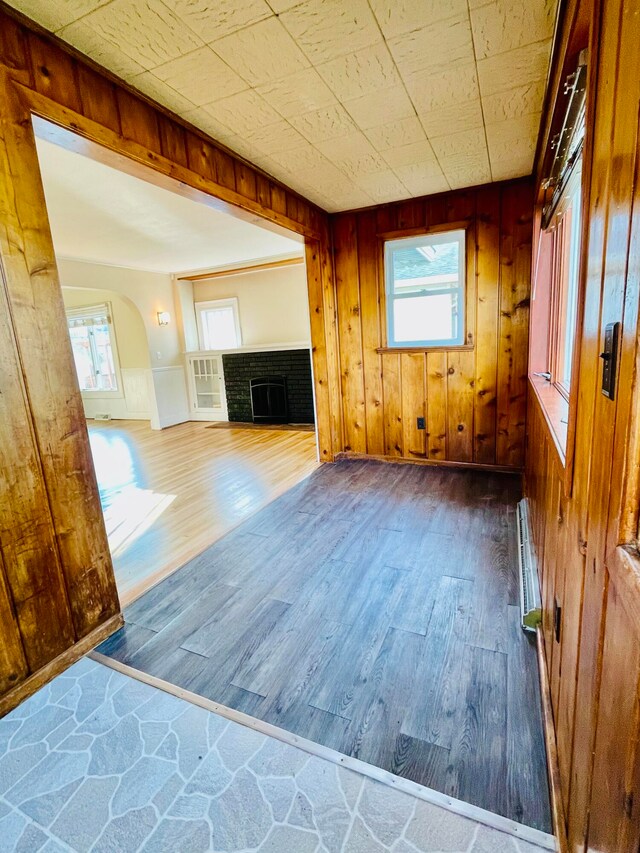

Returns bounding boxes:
[0,7,340,713]
[525,0,640,848]
[1,3,639,851]
[331,180,533,469]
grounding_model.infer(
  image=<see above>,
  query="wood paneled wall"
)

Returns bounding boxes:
[525,0,640,848]
[0,4,340,713]
[331,180,533,469]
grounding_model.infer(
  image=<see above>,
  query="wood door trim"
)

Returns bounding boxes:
[376,219,472,240]
[0,613,123,717]
[536,628,569,853]
[178,256,304,281]
[605,545,640,628]
[17,83,321,241]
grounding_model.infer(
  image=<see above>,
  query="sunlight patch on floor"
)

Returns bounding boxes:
[103,487,176,558]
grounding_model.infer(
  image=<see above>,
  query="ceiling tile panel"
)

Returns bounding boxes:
[338,153,389,180]
[289,104,357,143]
[482,79,546,123]
[439,149,492,189]
[269,144,335,172]
[470,0,557,60]
[388,15,475,77]
[486,113,541,179]
[211,16,309,86]
[430,127,487,159]
[279,0,382,64]
[393,162,450,197]
[171,0,273,43]
[485,112,541,157]
[7,0,110,32]
[322,190,374,211]
[343,84,416,130]
[152,47,248,106]
[354,170,411,203]
[267,0,305,11]
[257,68,338,118]
[314,130,378,162]
[293,162,366,202]
[418,99,485,139]
[6,0,558,210]
[364,116,426,151]
[404,64,480,114]
[477,40,552,97]
[382,140,438,169]
[57,20,148,78]
[368,0,468,39]
[243,120,308,156]
[182,107,235,142]
[316,43,402,101]
[74,0,203,70]
[207,89,282,136]
[128,71,196,113]
[490,152,535,182]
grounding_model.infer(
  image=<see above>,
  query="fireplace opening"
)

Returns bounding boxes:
[250,375,288,424]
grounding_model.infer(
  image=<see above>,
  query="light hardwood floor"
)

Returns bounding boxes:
[88,420,319,604]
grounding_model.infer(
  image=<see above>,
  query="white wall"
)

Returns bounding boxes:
[191,264,310,348]
[59,259,190,429]
[59,258,183,365]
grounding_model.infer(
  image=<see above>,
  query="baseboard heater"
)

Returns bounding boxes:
[516,499,542,633]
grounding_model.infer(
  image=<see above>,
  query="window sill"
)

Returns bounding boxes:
[80,390,124,399]
[376,344,474,354]
[529,375,568,468]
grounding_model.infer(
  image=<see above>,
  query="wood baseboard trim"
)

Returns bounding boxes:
[536,628,568,853]
[91,651,556,851]
[335,451,522,475]
[0,613,124,718]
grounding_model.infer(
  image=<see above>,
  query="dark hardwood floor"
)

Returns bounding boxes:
[99,459,551,832]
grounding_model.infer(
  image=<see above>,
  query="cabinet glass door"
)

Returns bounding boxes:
[192,357,221,410]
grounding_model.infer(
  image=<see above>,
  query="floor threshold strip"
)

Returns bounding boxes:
[91,651,557,852]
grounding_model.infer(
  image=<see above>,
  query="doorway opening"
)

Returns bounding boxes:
[33,118,320,605]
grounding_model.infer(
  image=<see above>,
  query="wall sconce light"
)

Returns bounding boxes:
[157,311,170,326]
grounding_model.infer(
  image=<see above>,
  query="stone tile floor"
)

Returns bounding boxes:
[0,658,552,852]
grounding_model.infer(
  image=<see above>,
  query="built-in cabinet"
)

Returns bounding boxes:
[185,352,227,420]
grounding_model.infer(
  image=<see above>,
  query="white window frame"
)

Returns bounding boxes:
[66,301,122,397]
[195,297,242,351]
[384,229,466,348]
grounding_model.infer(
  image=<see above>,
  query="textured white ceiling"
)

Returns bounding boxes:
[35,137,302,272]
[11,0,557,212]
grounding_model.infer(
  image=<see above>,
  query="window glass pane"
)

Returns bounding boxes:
[391,241,460,295]
[69,326,95,391]
[201,306,239,349]
[67,314,117,391]
[550,157,583,394]
[561,190,581,388]
[385,230,464,347]
[92,323,117,390]
[393,293,456,343]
